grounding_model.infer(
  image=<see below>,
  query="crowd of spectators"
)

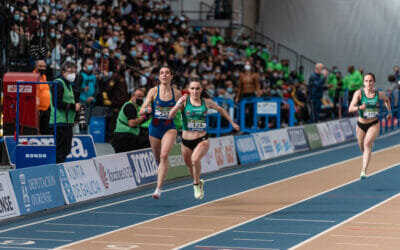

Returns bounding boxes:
[2,0,392,139]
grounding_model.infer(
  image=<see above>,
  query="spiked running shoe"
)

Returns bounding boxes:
[360,170,366,180]
[152,188,161,199]
[193,179,204,199]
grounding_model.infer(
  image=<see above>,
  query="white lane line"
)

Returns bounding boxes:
[135,234,175,238]
[353,221,400,226]
[92,240,174,246]
[175,162,400,250]
[90,211,160,216]
[0,236,71,242]
[264,218,336,223]
[176,214,247,219]
[233,238,274,242]
[44,223,119,228]
[331,234,400,240]
[35,230,75,234]
[234,230,311,236]
[138,226,214,232]
[290,192,400,249]
[336,242,377,247]
[195,245,278,250]
[0,247,49,250]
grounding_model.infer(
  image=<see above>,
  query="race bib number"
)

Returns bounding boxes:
[363,109,378,119]
[188,120,207,131]
[154,106,172,119]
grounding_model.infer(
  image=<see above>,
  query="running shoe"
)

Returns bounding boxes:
[193,179,204,199]
[360,170,366,180]
[152,188,161,199]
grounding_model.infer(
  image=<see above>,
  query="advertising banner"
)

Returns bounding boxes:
[166,143,190,180]
[328,120,345,143]
[252,131,277,160]
[349,116,358,135]
[269,129,295,156]
[127,149,158,186]
[340,119,355,141]
[286,127,310,151]
[9,164,65,215]
[58,160,105,204]
[93,153,136,196]
[234,135,260,164]
[201,136,237,173]
[317,123,336,146]
[0,172,20,220]
[303,124,322,149]
[4,135,97,165]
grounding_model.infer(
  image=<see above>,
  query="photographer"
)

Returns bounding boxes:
[111,89,151,153]
[49,61,82,163]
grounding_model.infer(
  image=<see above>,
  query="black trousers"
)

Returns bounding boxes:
[50,126,73,163]
[112,132,150,153]
[39,108,51,135]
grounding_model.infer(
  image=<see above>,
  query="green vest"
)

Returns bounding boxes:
[358,89,379,119]
[115,101,140,135]
[50,78,76,125]
[137,105,151,129]
[182,97,207,131]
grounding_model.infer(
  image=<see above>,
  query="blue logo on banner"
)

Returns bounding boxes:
[287,128,310,151]
[4,135,96,165]
[58,165,76,204]
[234,135,260,164]
[9,164,65,215]
[127,149,158,186]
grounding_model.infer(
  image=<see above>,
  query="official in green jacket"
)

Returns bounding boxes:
[111,89,151,153]
[50,61,82,163]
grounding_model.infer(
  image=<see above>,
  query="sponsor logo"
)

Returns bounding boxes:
[98,163,109,189]
[128,151,158,185]
[225,145,235,164]
[67,138,89,159]
[288,129,307,146]
[19,173,30,210]
[215,147,224,166]
[0,195,14,213]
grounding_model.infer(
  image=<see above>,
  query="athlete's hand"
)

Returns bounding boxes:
[358,103,366,110]
[232,122,240,131]
[179,94,188,103]
[386,112,392,120]
[145,106,152,115]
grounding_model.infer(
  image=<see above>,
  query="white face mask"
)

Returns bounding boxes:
[244,64,251,71]
[66,73,76,82]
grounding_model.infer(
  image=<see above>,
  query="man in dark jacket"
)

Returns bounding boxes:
[308,62,328,123]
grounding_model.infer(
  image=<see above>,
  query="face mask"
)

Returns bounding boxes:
[115,53,121,58]
[104,53,109,58]
[171,31,177,36]
[130,51,136,57]
[139,27,144,32]
[204,75,209,80]
[227,87,233,93]
[130,40,136,46]
[14,15,20,21]
[207,89,214,96]
[50,3,55,8]
[96,10,102,16]
[56,34,61,39]
[40,16,46,22]
[136,99,143,106]
[143,39,149,44]
[50,33,55,38]
[66,73,76,82]
[191,63,197,67]
[113,36,118,42]
[144,72,150,77]
[38,0,44,4]
[20,17,24,22]
[143,55,149,60]
[87,65,93,71]
[56,4,62,9]
[234,72,239,77]
[244,65,251,71]
[95,52,101,58]
[91,9,96,14]
[49,20,57,25]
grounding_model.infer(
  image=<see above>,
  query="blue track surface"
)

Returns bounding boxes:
[0,131,398,249]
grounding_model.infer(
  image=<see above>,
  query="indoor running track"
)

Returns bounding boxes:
[0,131,400,250]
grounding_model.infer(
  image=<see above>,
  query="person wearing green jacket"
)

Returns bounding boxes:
[112,89,151,153]
[343,65,363,102]
[49,61,82,163]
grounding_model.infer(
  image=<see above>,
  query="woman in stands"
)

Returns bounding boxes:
[140,66,182,199]
[348,73,391,179]
[169,79,240,199]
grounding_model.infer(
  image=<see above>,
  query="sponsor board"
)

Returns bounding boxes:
[303,124,322,149]
[9,164,65,215]
[340,119,355,141]
[317,123,336,146]
[269,128,295,156]
[201,136,237,173]
[327,120,345,143]
[0,172,20,220]
[93,153,136,196]
[166,143,190,180]
[287,127,310,151]
[58,160,105,204]
[127,149,158,186]
[234,135,260,164]
[252,131,277,160]
[4,135,97,165]
[349,116,358,135]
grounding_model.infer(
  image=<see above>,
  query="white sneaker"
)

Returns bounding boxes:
[152,188,161,199]
[360,170,366,180]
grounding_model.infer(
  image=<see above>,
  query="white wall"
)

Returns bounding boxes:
[258,0,400,88]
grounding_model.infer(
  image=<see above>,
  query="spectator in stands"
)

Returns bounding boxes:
[33,60,51,135]
[308,62,328,123]
[343,65,363,103]
[50,61,81,163]
[75,57,98,131]
[111,89,151,153]
[235,61,261,128]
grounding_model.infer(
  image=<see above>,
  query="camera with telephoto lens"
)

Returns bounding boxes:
[78,106,87,131]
